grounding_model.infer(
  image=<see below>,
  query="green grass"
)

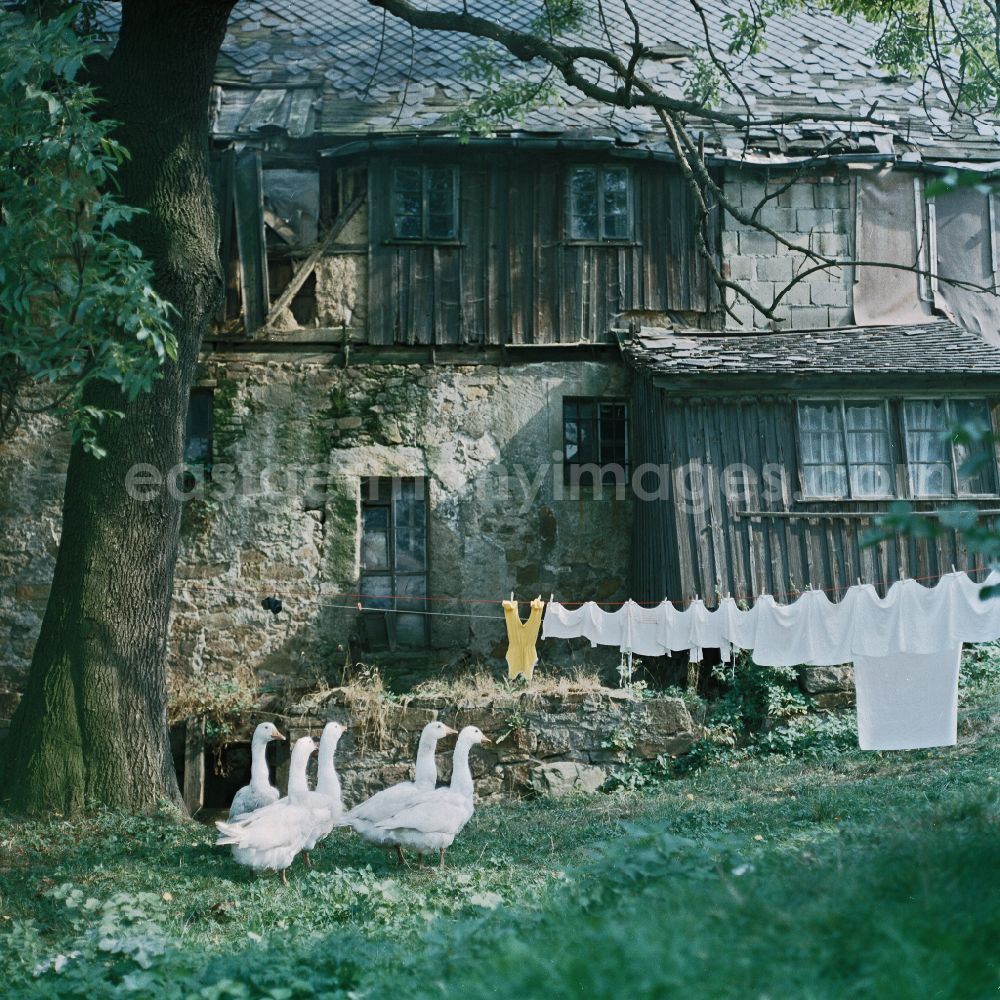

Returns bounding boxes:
[2,671,1000,999]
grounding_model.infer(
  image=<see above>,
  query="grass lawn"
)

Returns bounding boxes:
[2,668,1000,999]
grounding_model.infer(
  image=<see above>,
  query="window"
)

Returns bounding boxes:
[797,400,893,499]
[797,397,998,500]
[903,398,997,497]
[184,388,214,475]
[567,166,631,241]
[360,477,428,647]
[392,165,458,240]
[563,398,629,486]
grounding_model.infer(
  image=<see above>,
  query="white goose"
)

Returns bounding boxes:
[374,725,491,869]
[227,721,285,820]
[300,720,347,866]
[343,719,457,864]
[215,735,316,884]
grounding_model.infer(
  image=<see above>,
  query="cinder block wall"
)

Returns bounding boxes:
[721,167,853,330]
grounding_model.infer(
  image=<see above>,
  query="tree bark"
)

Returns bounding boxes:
[0,0,235,813]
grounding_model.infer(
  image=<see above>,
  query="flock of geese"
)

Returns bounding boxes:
[214,720,491,882]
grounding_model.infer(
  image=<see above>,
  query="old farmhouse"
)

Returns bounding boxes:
[4,0,1000,715]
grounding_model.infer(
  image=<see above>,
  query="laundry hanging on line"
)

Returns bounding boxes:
[541,571,1000,751]
[502,596,545,680]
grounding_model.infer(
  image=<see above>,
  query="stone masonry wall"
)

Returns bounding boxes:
[265,687,700,803]
[0,354,633,698]
[722,166,853,331]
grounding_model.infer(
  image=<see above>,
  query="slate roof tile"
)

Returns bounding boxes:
[625,322,1000,379]
[94,0,1000,162]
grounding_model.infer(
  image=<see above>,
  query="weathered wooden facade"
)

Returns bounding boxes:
[214,142,718,348]
[628,324,1000,604]
[364,150,716,345]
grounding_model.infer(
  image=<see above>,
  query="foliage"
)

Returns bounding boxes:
[960,639,1000,688]
[0,8,175,456]
[451,43,559,140]
[167,664,260,748]
[705,650,810,732]
[867,420,1000,575]
[3,674,1000,998]
[724,0,1000,119]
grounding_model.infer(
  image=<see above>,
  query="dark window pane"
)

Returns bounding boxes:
[184,389,213,466]
[564,419,578,461]
[576,419,596,464]
[393,497,427,572]
[953,398,997,494]
[569,167,598,239]
[361,506,390,570]
[564,397,629,483]
[394,575,427,646]
[602,168,629,239]
[393,167,422,238]
[426,167,456,238]
[360,574,393,611]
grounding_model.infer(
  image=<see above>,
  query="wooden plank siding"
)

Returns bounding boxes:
[367,155,711,346]
[631,373,998,607]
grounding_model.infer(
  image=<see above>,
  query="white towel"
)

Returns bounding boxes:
[853,646,961,750]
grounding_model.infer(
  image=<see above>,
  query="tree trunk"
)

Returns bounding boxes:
[0,0,235,813]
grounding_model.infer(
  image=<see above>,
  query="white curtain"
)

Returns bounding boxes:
[903,399,952,496]
[844,402,893,497]
[799,402,847,497]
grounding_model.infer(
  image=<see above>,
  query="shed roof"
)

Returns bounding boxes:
[624,321,1000,383]
[186,0,1000,164]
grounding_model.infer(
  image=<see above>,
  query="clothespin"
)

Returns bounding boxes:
[356,602,363,612]
[510,591,514,603]
[951,564,957,574]
[857,578,862,587]
[549,593,554,604]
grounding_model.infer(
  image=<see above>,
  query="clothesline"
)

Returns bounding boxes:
[544,570,1000,751]
[175,570,992,611]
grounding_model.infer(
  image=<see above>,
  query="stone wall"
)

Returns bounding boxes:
[0,408,68,698]
[0,353,634,693]
[256,686,700,804]
[722,166,853,331]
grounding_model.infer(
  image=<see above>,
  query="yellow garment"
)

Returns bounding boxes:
[503,598,544,680]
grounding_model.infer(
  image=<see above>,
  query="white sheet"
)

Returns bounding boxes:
[853,646,961,750]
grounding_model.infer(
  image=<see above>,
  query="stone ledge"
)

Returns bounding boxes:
[212,685,700,802]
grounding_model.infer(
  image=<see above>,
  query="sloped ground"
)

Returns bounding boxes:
[1,668,999,999]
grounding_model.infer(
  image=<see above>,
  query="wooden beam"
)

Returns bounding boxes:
[233,149,269,335]
[183,716,206,818]
[263,188,365,330]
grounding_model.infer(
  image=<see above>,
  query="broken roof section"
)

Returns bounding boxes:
[183,0,1000,165]
[624,321,1000,382]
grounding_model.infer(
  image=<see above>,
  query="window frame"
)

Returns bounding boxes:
[562,396,630,487]
[901,395,999,499]
[796,398,895,501]
[390,164,459,242]
[359,477,430,647]
[184,386,214,481]
[565,164,634,243]
[794,395,1000,502]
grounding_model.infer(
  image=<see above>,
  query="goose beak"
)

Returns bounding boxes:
[272,728,286,741]
[443,726,458,736]
[480,737,493,745]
